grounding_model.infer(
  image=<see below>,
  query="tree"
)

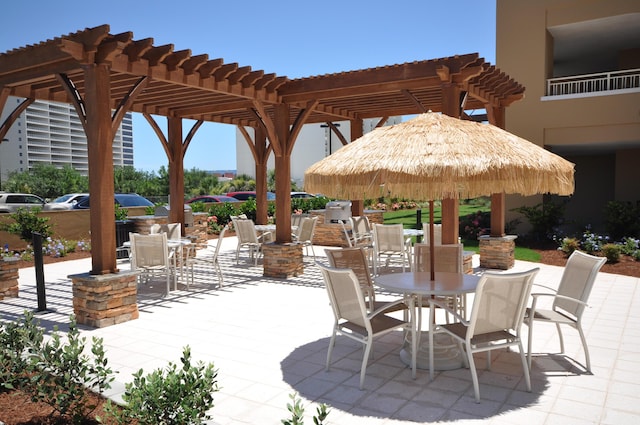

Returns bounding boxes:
[4,164,88,199]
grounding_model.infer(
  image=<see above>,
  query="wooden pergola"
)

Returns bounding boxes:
[0,25,524,276]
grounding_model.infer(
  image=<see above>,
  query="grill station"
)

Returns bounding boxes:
[324,200,352,223]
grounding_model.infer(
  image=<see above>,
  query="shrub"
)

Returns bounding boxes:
[0,207,53,241]
[0,311,43,392]
[207,202,240,227]
[559,237,581,256]
[103,346,218,425]
[581,227,608,254]
[620,237,639,256]
[604,200,640,240]
[459,210,491,241]
[601,243,621,263]
[26,315,114,423]
[282,393,329,425]
[512,201,566,241]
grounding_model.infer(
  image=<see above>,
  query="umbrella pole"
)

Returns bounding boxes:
[429,200,435,281]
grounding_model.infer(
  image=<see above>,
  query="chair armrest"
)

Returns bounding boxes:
[532,283,559,293]
[530,292,588,307]
[369,299,408,318]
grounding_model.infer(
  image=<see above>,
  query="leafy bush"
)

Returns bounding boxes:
[0,207,53,241]
[282,393,329,425]
[114,204,129,220]
[26,316,114,423]
[0,311,43,392]
[559,237,581,256]
[580,227,609,254]
[620,237,639,256]
[512,201,566,241]
[459,210,491,241]
[207,202,241,227]
[601,243,621,263]
[103,346,218,425]
[1,313,114,424]
[604,200,640,241]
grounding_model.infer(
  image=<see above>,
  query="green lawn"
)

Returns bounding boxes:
[382,206,542,263]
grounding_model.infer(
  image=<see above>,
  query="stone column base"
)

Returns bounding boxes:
[0,258,20,299]
[69,271,139,328]
[479,235,517,270]
[262,243,303,278]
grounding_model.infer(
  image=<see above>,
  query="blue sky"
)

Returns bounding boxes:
[1,0,496,172]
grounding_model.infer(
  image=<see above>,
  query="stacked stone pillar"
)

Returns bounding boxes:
[69,271,139,328]
[262,243,303,278]
[479,235,517,270]
[0,257,20,299]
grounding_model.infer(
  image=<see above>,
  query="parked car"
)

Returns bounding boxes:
[0,192,46,213]
[45,193,89,210]
[186,195,240,204]
[226,191,276,201]
[72,193,154,209]
[290,192,316,199]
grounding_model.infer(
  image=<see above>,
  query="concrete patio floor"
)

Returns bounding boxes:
[2,236,639,424]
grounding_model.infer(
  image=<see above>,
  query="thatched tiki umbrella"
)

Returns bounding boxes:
[304,112,574,279]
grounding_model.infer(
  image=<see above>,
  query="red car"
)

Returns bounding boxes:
[186,195,240,203]
[225,191,276,201]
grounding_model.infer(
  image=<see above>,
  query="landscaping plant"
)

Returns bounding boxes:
[27,315,114,424]
[282,393,329,425]
[1,312,114,424]
[102,345,218,425]
[0,206,53,241]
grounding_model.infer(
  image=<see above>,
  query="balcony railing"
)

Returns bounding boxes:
[547,68,640,96]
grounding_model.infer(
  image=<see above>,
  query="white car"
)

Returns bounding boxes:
[44,193,89,210]
[0,192,46,213]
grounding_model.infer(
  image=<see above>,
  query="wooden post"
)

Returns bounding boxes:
[440,82,461,245]
[254,126,269,225]
[273,104,293,243]
[350,118,365,216]
[84,64,117,275]
[167,117,185,228]
[488,106,506,237]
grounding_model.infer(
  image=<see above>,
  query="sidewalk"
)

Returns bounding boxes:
[2,237,640,424]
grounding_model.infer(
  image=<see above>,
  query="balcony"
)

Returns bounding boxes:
[546,68,640,98]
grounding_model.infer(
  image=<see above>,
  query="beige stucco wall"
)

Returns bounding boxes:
[496,0,640,234]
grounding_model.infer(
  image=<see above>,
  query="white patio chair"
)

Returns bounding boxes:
[422,222,443,245]
[524,250,606,372]
[429,268,539,402]
[350,215,373,247]
[129,232,174,296]
[294,216,318,259]
[317,262,416,390]
[372,223,412,274]
[234,218,269,266]
[187,225,227,289]
[413,243,465,324]
[325,247,406,314]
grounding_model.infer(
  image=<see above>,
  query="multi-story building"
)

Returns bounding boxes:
[236,117,401,189]
[0,96,133,183]
[496,0,640,233]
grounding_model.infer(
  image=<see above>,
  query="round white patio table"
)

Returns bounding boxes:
[374,271,481,370]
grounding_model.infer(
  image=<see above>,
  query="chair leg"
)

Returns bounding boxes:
[214,261,223,288]
[576,323,591,372]
[428,305,436,381]
[467,350,481,403]
[326,331,337,372]
[360,341,373,390]
[527,319,534,370]
[556,323,565,353]
[518,341,532,392]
